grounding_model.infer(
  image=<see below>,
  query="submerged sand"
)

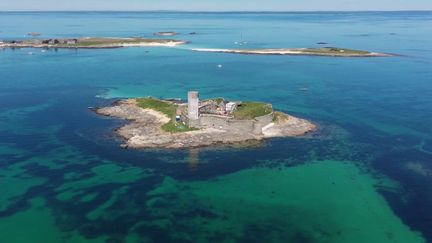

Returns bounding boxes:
[145,160,425,243]
[95,99,316,149]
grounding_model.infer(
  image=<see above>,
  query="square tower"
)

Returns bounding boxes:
[188,91,200,121]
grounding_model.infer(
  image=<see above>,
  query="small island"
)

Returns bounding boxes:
[154,31,179,36]
[94,91,316,149]
[27,32,41,37]
[192,47,392,57]
[0,37,186,49]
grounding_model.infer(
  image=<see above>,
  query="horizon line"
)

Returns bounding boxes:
[0,10,431,13]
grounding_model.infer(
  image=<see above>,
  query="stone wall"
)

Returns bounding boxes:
[226,119,255,133]
[253,112,274,134]
[198,112,274,135]
[199,114,232,130]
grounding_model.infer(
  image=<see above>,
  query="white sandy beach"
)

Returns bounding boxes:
[192,48,391,57]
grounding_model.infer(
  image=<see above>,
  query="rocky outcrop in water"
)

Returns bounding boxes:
[94,99,316,149]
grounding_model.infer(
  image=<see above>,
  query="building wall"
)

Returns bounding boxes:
[199,115,232,130]
[198,112,274,135]
[227,119,255,133]
[253,112,274,134]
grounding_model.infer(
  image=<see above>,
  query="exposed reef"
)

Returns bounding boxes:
[192,47,392,57]
[94,99,316,149]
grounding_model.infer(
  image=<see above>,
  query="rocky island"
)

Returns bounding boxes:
[94,91,316,149]
[193,47,392,57]
[153,31,179,36]
[0,37,186,49]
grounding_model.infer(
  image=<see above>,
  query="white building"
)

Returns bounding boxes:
[225,102,237,113]
[66,39,78,45]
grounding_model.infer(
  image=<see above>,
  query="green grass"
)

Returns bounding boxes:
[273,111,290,123]
[233,102,273,120]
[40,38,178,47]
[136,98,196,133]
[137,98,177,117]
[162,122,197,133]
[303,47,370,55]
[73,38,173,46]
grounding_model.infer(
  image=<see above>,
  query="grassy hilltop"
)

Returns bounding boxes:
[136,98,195,133]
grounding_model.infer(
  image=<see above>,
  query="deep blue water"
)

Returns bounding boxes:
[0,11,432,243]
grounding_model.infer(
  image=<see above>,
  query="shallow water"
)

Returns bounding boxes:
[0,11,432,243]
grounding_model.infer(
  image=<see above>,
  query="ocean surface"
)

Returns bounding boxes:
[0,11,432,243]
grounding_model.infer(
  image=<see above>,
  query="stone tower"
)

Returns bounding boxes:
[188,91,199,121]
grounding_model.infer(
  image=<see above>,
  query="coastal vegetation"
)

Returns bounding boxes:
[0,37,186,49]
[233,102,273,120]
[70,37,178,47]
[273,111,290,123]
[302,47,370,55]
[95,98,315,149]
[136,97,177,116]
[192,47,391,57]
[136,98,196,133]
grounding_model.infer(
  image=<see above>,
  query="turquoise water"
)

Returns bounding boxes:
[1,12,432,242]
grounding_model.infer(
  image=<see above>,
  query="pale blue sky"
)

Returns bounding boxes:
[0,0,431,11]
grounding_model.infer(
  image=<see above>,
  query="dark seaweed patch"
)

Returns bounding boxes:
[424,140,432,153]
[373,149,432,241]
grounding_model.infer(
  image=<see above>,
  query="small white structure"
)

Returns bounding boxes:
[225,102,237,113]
[66,39,78,45]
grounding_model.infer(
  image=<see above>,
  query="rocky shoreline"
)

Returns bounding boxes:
[192,47,393,57]
[0,37,186,49]
[94,99,316,149]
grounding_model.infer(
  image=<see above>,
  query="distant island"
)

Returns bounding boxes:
[193,47,392,57]
[94,91,316,149]
[153,31,179,36]
[0,36,392,57]
[0,37,186,49]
